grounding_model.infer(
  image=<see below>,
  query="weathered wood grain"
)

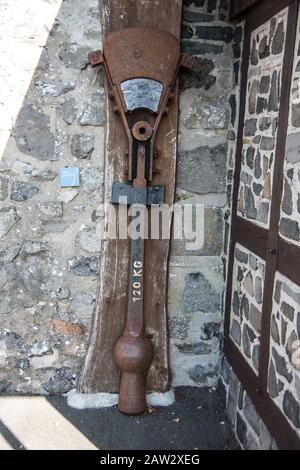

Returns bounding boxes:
[78,0,182,393]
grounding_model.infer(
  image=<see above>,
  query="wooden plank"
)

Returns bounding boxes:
[233,216,268,261]
[78,0,182,393]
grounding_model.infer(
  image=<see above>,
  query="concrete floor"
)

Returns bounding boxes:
[0,387,239,450]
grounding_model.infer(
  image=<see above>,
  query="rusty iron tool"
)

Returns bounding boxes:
[89,27,193,415]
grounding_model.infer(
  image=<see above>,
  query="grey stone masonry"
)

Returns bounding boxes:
[279,9,300,247]
[229,244,265,373]
[181,0,233,56]
[237,9,288,229]
[219,356,278,450]
[171,0,239,387]
[0,0,103,395]
[220,7,300,449]
[268,273,300,437]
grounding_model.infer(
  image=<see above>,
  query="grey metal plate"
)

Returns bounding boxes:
[120,78,163,112]
[112,182,165,205]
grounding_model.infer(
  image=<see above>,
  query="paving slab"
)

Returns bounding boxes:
[48,387,239,450]
[0,387,239,450]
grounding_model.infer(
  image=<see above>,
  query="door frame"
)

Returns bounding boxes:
[224,0,300,450]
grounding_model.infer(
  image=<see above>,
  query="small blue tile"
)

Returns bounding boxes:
[60,167,80,187]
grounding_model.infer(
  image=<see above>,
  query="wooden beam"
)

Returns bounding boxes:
[78,0,182,393]
[230,0,261,19]
[233,216,268,260]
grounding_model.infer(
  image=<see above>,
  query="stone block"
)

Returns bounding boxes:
[280,218,300,241]
[182,271,220,313]
[68,257,99,276]
[79,91,105,126]
[0,176,9,201]
[75,226,100,253]
[58,42,90,70]
[283,390,300,428]
[42,368,76,394]
[195,26,233,43]
[177,144,228,194]
[0,207,20,239]
[71,134,94,160]
[286,133,300,163]
[13,105,55,160]
[181,40,223,55]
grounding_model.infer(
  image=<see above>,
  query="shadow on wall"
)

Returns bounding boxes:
[0,0,106,396]
[0,0,63,159]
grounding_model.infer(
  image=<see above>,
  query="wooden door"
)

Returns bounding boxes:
[225,0,300,449]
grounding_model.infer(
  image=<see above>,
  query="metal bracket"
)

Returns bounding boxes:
[88,50,104,66]
[112,182,165,206]
[180,53,194,70]
[88,28,194,182]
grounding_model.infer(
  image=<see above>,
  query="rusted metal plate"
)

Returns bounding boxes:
[78,0,182,393]
[104,28,180,86]
[111,182,165,206]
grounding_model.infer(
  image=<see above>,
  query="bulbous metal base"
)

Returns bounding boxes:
[114,334,154,415]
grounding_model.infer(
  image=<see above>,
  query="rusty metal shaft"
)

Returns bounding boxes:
[114,141,153,414]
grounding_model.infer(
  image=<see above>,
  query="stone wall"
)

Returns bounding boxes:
[269,274,300,435]
[169,0,238,386]
[229,244,265,373]
[237,7,288,228]
[219,356,278,450]
[0,0,238,394]
[280,9,300,244]
[267,7,300,439]
[0,0,104,395]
